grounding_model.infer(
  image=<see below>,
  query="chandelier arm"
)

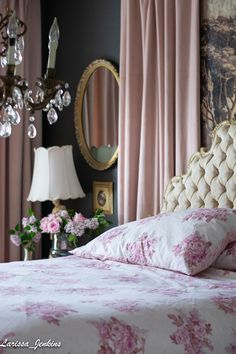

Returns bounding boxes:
[26,92,61,113]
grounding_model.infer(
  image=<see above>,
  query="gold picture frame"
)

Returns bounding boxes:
[93,181,113,215]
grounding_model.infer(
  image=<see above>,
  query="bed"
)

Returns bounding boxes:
[1,120,236,354]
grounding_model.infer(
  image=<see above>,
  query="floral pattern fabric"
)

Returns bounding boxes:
[71,208,236,275]
[0,256,235,354]
[214,241,236,271]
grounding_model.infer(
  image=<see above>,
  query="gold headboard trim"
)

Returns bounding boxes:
[162,120,236,212]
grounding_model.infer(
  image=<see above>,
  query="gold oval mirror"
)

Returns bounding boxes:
[75,59,119,170]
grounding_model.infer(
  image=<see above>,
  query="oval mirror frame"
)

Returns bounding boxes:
[74,59,119,170]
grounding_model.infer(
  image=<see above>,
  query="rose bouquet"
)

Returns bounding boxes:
[10,208,111,256]
[40,208,111,247]
[9,208,41,253]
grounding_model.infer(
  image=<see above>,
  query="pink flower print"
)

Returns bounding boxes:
[0,272,16,281]
[168,309,214,353]
[57,287,114,296]
[85,261,111,270]
[90,317,146,354]
[173,232,212,269]
[225,329,236,354]
[117,275,143,283]
[103,226,128,242]
[1,286,34,296]
[137,212,170,224]
[208,282,236,290]
[10,234,21,246]
[125,232,158,265]
[213,294,236,315]
[225,241,236,260]
[105,301,142,314]
[183,208,231,223]
[0,332,15,354]
[148,287,185,297]
[15,301,77,326]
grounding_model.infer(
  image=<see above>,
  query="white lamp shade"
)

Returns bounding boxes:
[27,145,86,202]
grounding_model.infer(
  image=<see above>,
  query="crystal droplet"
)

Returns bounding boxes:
[4,105,20,125]
[16,36,24,53]
[0,121,12,137]
[24,89,34,111]
[12,86,23,103]
[55,90,63,108]
[35,88,44,103]
[14,50,22,65]
[62,91,71,106]
[1,56,7,67]
[43,103,50,112]
[27,124,37,138]
[12,110,20,125]
[47,107,58,124]
[58,101,63,111]
[18,99,23,109]
[29,115,35,122]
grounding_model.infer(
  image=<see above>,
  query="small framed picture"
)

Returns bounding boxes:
[93,181,113,215]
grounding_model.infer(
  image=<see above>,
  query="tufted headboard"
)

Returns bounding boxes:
[162,120,236,212]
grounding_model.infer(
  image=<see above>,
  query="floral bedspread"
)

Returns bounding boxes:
[0,256,236,354]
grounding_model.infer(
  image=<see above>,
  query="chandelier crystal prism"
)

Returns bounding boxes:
[0,10,71,138]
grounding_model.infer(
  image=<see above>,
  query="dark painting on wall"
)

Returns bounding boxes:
[201,0,236,147]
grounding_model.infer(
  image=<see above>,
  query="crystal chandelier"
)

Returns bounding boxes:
[0,10,71,138]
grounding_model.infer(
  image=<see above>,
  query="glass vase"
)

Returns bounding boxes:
[23,247,33,261]
[49,233,70,258]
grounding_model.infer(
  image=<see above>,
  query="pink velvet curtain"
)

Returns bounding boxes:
[0,0,42,262]
[118,0,200,224]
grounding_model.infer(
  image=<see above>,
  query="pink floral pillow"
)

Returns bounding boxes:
[71,208,236,275]
[213,240,236,271]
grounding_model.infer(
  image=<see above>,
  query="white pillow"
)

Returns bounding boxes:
[71,208,236,275]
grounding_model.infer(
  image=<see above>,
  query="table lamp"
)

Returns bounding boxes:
[27,145,85,212]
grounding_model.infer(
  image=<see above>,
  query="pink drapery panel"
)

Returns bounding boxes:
[83,68,118,148]
[0,0,42,262]
[118,0,200,224]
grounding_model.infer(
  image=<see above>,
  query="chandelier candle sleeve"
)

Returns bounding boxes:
[47,18,59,70]
[7,11,18,65]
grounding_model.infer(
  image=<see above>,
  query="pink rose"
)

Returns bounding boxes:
[47,219,60,233]
[10,234,21,247]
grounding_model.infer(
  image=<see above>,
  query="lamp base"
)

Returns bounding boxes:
[52,199,66,213]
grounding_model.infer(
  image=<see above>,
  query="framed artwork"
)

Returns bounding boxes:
[93,181,113,215]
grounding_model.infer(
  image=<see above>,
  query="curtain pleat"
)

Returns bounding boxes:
[118,0,200,224]
[0,0,42,262]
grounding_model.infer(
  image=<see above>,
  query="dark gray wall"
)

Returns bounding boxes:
[41,0,120,256]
